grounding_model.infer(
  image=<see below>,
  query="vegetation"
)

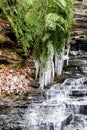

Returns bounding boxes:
[1,0,75,87]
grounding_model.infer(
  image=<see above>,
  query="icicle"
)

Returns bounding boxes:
[39,72,45,89]
[51,63,54,81]
[66,45,70,65]
[34,60,39,79]
[35,43,70,88]
[38,42,55,89]
[55,50,64,76]
[39,54,54,89]
[55,45,70,76]
[55,56,64,76]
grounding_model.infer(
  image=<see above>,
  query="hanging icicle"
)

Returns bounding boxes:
[39,43,54,89]
[39,55,54,89]
[34,60,40,79]
[35,44,70,89]
[66,45,70,66]
[33,0,74,89]
[55,47,65,76]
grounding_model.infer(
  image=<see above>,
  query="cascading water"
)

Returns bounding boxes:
[1,50,87,130]
[22,77,87,130]
[1,76,87,130]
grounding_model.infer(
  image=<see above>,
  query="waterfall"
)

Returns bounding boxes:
[22,77,87,130]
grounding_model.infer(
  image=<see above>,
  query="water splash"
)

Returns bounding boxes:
[23,77,87,130]
[24,102,71,130]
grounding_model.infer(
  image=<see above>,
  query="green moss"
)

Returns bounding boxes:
[1,0,75,74]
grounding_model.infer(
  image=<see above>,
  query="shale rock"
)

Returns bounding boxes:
[71,0,87,51]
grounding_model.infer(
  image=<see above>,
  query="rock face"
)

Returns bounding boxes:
[0,9,24,68]
[71,0,87,51]
[0,9,37,96]
[0,1,87,130]
[0,0,86,88]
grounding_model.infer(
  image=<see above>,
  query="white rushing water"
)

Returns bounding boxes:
[23,77,87,130]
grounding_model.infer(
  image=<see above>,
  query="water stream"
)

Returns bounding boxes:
[1,51,87,130]
[22,76,87,130]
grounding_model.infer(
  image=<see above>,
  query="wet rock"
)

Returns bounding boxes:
[76,39,87,51]
[71,0,87,52]
[80,106,87,115]
[62,114,73,130]
[70,38,87,51]
[69,59,86,67]
[83,81,87,84]
[69,91,86,97]
[64,114,87,130]
[0,111,24,130]
[65,82,71,85]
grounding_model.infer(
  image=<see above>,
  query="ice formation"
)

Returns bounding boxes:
[39,54,54,89]
[34,60,39,79]
[35,45,70,89]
